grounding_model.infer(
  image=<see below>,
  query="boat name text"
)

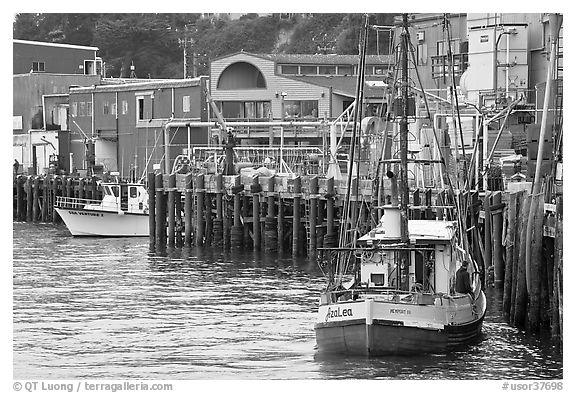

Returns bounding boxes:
[325,307,353,322]
[390,308,411,315]
[68,211,103,217]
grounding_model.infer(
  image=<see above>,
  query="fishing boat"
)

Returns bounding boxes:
[54,182,149,236]
[314,14,486,356]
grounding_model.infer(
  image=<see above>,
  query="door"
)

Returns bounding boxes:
[120,185,128,211]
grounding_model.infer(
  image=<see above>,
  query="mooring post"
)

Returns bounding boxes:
[26,176,33,222]
[292,176,302,256]
[184,173,193,247]
[148,172,156,249]
[252,175,261,250]
[78,178,85,200]
[32,176,40,222]
[66,177,72,198]
[412,189,421,220]
[195,174,205,247]
[492,191,504,288]
[155,173,166,250]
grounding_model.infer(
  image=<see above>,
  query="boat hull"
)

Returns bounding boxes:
[315,292,486,356]
[315,315,484,356]
[55,207,149,236]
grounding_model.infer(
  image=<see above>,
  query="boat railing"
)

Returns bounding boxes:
[325,286,444,306]
[54,196,107,210]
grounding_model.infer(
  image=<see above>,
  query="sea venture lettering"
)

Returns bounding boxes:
[325,306,353,322]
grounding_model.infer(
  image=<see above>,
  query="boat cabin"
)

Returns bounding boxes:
[96,183,149,214]
[358,206,458,295]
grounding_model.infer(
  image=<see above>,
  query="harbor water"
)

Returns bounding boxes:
[13,222,562,380]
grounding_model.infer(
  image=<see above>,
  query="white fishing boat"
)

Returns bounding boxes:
[54,182,149,236]
[314,206,486,355]
[314,14,486,356]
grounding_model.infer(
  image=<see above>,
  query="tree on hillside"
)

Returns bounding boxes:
[94,14,181,78]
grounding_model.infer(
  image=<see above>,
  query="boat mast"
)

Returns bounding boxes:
[399,14,410,289]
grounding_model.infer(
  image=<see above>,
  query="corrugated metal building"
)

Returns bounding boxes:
[68,77,209,178]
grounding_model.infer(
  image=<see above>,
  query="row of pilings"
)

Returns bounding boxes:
[13,174,101,224]
[500,189,563,339]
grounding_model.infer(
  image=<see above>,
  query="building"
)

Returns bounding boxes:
[13,40,104,175]
[67,77,209,178]
[209,51,394,145]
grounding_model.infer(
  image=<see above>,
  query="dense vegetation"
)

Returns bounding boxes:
[13,13,397,79]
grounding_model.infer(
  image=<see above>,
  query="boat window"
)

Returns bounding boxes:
[111,186,119,197]
[103,186,111,196]
[129,187,137,198]
[371,273,386,286]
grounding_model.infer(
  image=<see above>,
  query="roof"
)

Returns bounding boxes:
[211,51,394,65]
[358,220,457,242]
[69,78,203,94]
[13,39,99,51]
[285,75,389,98]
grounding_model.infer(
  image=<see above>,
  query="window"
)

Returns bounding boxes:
[129,186,138,198]
[300,65,317,75]
[337,65,352,75]
[281,65,298,74]
[374,66,387,75]
[103,101,110,115]
[32,61,45,72]
[417,43,428,65]
[183,95,191,113]
[121,100,128,115]
[137,97,144,120]
[79,102,86,117]
[319,65,336,75]
[71,102,77,117]
[87,102,92,117]
[284,100,318,118]
[217,101,272,119]
[111,103,117,116]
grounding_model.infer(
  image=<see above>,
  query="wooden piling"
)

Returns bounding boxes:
[32,176,40,222]
[513,194,530,328]
[66,177,72,198]
[552,195,562,339]
[324,177,336,247]
[424,188,433,219]
[252,176,261,250]
[231,177,243,249]
[213,174,224,246]
[276,195,284,253]
[167,173,176,247]
[195,174,205,247]
[492,191,504,288]
[528,192,544,333]
[184,173,193,247]
[309,176,318,257]
[155,173,166,250]
[265,176,277,253]
[503,192,517,320]
[510,191,524,322]
[292,176,302,256]
[175,186,183,247]
[412,189,421,220]
[16,175,25,221]
[26,176,33,222]
[78,178,85,200]
[483,191,493,287]
[52,176,60,223]
[148,172,156,249]
[242,194,250,246]
[205,191,213,247]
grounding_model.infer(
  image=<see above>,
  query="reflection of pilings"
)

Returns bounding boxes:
[231,177,243,249]
[148,172,156,248]
[292,176,302,256]
[252,176,261,250]
[265,176,277,253]
[155,173,166,250]
[309,176,318,257]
